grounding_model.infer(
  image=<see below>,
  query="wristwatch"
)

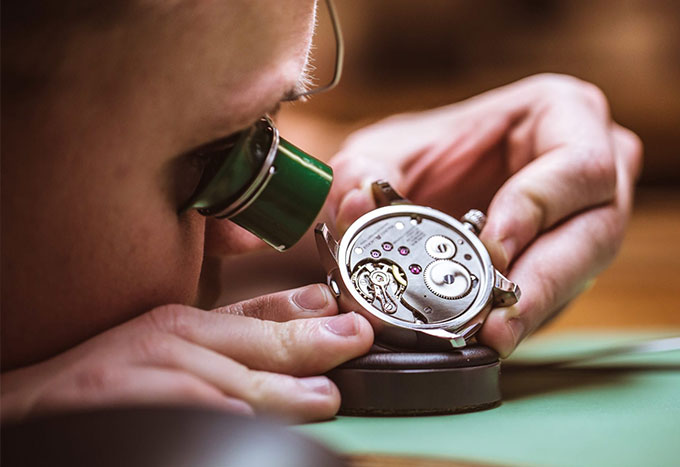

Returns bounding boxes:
[315,181,520,350]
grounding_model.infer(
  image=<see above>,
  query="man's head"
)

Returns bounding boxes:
[1,0,318,368]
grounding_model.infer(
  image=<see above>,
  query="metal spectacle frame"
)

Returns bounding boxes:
[282,0,344,101]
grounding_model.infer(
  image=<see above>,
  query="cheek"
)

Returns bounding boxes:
[123,209,206,308]
[1,162,208,367]
[204,217,268,257]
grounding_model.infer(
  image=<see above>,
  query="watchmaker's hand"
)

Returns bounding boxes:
[330,73,642,357]
[1,285,373,422]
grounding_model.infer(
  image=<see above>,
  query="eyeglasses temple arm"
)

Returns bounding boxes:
[283,0,344,100]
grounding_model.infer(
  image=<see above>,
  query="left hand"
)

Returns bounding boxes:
[328,73,643,357]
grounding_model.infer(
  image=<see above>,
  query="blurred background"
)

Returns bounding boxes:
[242,0,680,332]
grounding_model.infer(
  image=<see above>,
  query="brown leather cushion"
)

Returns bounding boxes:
[328,345,501,416]
[339,344,499,369]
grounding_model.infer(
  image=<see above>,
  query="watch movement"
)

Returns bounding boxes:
[315,181,520,350]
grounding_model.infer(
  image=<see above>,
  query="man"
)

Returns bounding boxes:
[1,0,641,422]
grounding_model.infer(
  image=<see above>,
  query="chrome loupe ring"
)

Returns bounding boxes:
[203,117,280,219]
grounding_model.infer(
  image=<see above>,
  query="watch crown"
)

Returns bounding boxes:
[461,209,487,235]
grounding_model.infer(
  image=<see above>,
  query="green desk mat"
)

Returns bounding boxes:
[296,331,680,467]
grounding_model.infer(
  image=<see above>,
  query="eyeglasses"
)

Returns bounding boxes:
[179,0,343,251]
[284,0,344,101]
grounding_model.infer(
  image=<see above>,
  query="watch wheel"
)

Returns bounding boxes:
[350,259,407,314]
[423,260,473,300]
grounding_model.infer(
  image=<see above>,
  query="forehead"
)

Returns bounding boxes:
[141,0,318,132]
[4,0,318,169]
[36,0,317,149]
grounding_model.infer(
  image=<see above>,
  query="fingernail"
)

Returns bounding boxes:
[325,312,359,337]
[293,285,329,311]
[299,376,333,395]
[223,397,255,417]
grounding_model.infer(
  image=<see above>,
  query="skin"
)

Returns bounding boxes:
[330,74,643,357]
[2,0,373,422]
[1,1,642,421]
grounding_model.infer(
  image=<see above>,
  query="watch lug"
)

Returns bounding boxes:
[420,328,467,349]
[371,180,410,207]
[314,223,339,274]
[492,270,521,307]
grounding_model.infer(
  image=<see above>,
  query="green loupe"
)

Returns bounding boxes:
[183,118,333,251]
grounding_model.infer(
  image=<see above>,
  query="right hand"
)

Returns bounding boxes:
[1,284,373,423]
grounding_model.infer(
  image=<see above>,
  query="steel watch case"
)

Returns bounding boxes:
[315,181,520,351]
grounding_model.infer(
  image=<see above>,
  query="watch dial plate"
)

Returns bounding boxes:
[345,213,486,325]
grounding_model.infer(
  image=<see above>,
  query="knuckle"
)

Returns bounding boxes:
[529,73,610,114]
[247,371,297,409]
[259,294,280,317]
[527,73,578,94]
[171,376,222,401]
[145,304,194,338]
[238,294,277,319]
[579,146,617,196]
[266,322,296,369]
[216,302,245,316]
[627,129,644,156]
[618,126,644,177]
[73,366,123,395]
[579,82,609,114]
[243,371,273,404]
[132,332,175,364]
[527,72,571,87]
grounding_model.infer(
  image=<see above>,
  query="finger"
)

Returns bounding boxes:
[335,182,377,234]
[327,123,407,220]
[142,307,374,376]
[481,142,617,271]
[478,132,638,357]
[612,124,644,182]
[222,284,339,321]
[481,110,617,271]
[128,333,341,422]
[478,203,622,357]
[34,366,254,417]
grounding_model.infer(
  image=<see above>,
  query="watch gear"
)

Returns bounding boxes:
[350,260,407,314]
[425,235,456,259]
[314,180,521,350]
[424,260,473,300]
